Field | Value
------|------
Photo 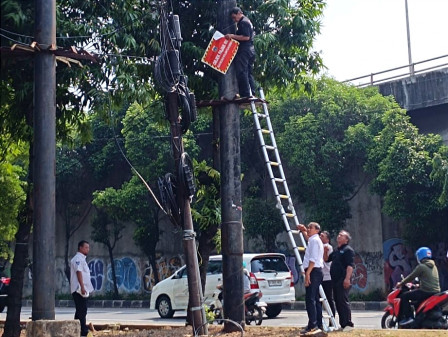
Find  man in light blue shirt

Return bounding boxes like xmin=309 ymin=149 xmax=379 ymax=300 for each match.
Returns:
xmin=298 ymin=222 xmax=324 ymax=334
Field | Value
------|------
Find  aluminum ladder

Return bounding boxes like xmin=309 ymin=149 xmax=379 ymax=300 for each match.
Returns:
xmin=248 ymin=88 xmax=339 ymax=331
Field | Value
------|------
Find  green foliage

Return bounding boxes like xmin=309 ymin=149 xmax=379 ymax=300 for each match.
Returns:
xmin=266 ymin=77 xmax=448 ymax=247
xmin=431 ymin=147 xmax=448 ymax=206
xmin=171 ymin=0 xmax=325 ymax=98
xmin=0 ymin=145 xmax=26 ymax=259
xmin=192 ymin=160 xmax=221 ymax=231
xmin=243 ymin=197 xmax=284 ymax=251
xmin=367 ymin=108 xmax=448 ymax=245
xmin=274 ymin=78 xmax=392 ymax=229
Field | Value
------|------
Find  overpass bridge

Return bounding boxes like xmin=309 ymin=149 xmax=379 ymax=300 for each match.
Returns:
xmin=344 ymin=55 xmax=448 ymax=144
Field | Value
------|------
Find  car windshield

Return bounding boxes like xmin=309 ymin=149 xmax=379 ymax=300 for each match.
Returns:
xmin=250 ymin=256 xmax=289 ymax=273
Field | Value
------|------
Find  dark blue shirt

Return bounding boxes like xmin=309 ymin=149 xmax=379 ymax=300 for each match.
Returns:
xmin=236 ymin=16 xmax=254 ymax=52
xmin=328 ymin=244 xmax=355 ymax=284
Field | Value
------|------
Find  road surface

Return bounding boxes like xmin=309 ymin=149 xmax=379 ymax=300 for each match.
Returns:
xmin=3 ymin=307 xmax=385 ymax=329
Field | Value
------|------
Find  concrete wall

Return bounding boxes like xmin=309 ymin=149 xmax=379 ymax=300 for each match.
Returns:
xmin=22 ymin=209 xmax=185 ymax=297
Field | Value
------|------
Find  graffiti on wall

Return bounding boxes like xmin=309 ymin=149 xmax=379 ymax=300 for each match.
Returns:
xmin=383 ymin=238 xmax=413 ymax=291
xmin=88 ymin=259 xmax=105 ymax=292
xmin=351 ymin=253 xmax=367 ymax=291
xmin=142 ymin=255 xmax=183 ymax=292
xmin=106 ymin=257 xmax=141 ymax=293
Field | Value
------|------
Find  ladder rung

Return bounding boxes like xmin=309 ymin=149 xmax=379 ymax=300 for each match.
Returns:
xmin=285 ymin=213 xmax=295 ymax=218
xmin=264 ymin=145 xmax=275 ymax=150
xmin=279 ymin=194 xmax=289 ymax=199
xmin=261 ymin=129 xmax=271 ymax=134
xmin=257 ymin=113 xmax=267 ymax=118
xmin=273 ymin=178 xmax=284 ymax=183
xmin=269 ymin=161 xmax=279 ymax=166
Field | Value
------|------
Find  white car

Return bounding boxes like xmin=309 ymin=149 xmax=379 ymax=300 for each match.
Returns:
xmin=150 ymin=253 xmax=295 ymax=318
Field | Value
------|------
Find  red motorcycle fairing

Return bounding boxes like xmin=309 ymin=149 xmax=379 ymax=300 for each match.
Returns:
xmin=393 ymin=298 xmax=401 ymax=316
xmin=417 ymin=291 xmax=448 ymax=314
xmin=384 ymin=305 xmax=394 ymax=315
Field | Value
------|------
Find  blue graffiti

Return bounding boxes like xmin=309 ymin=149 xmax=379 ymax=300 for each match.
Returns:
xmin=107 ymin=257 xmax=140 ymax=292
xmin=88 ymin=259 xmax=104 ymax=291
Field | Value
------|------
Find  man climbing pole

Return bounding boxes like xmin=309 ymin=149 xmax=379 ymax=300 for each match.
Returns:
xmin=225 ymin=7 xmax=256 ymax=99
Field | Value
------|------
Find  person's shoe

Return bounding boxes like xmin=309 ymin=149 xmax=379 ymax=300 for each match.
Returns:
xmin=342 ymin=325 xmax=354 ymax=332
xmin=299 ymin=326 xmax=322 ymax=335
xmin=399 ymin=317 xmax=414 ymax=326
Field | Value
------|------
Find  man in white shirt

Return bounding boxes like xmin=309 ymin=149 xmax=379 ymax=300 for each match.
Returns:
xmin=70 ymin=240 xmax=94 ymax=337
xmin=297 ymin=222 xmax=324 ymax=334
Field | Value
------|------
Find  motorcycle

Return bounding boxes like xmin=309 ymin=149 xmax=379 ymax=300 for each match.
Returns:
xmin=0 ymin=277 xmax=11 ymax=313
xmin=208 ymin=284 xmax=267 ymax=326
xmin=208 ymin=285 xmax=224 ymax=323
xmin=244 ymin=291 xmax=266 ymax=326
xmin=382 ymin=281 xmax=448 ymax=329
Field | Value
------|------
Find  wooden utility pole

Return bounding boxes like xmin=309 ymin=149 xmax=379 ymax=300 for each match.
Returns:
xmin=217 ymin=0 xmax=245 ymax=331
xmin=161 ymin=7 xmax=207 ymax=334
xmin=33 ymin=0 xmax=56 ymax=320
xmin=165 ymin=93 xmax=207 ymax=335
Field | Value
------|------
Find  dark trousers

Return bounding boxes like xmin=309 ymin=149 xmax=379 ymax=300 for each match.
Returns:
xmin=305 ymin=268 xmax=323 ymax=329
xmin=399 ymin=289 xmax=434 ymax=319
xmin=322 ymin=280 xmax=336 ymax=317
xmin=73 ymin=292 xmax=88 ymax=336
xmin=234 ymin=49 xmax=256 ymax=97
xmin=333 ymin=282 xmax=353 ymax=328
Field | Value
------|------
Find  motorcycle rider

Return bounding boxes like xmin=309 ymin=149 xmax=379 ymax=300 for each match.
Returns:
xmin=396 ymin=247 xmax=440 ymax=325
xmin=243 ymin=261 xmax=251 ymax=294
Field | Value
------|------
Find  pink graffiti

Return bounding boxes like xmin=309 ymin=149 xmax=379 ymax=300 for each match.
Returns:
xmin=351 ymin=254 xmax=367 ymax=290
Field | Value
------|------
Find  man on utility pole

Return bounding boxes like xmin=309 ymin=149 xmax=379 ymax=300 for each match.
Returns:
xmin=217 ymin=0 xmax=245 ymax=331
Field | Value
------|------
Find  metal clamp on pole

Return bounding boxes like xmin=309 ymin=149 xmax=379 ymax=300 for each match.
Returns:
xmin=183 ymin=229 xmax=196 ymax=240
xmin=190 ymin=305 xmax=203 ymax=312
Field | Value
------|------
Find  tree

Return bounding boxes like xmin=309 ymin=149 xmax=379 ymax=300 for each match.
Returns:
xmin=243 ymin=197 xmax=284 ymax=252
xmin=265 ymin=77 xmax=448 ymax=247
xmin=272 ymin=79 xmax=388 ymax=230
xmin=0 ymin=138 xmax=26 ymax=261
xmin=191 ymin=159 xmax=221 ymax=290
xmin=175 ymin=0 xmax=325 ymax=98
xmin=366 ymin=108 xmax=448 ymax=247
xmin=90 ymin=206 xmax=124 ymax=299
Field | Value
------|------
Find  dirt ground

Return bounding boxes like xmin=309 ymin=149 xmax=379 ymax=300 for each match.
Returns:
xmin=92 ymin=326 xmax=448 ymax=337
xmin=2 ymin=325 xmax=448 ymax=337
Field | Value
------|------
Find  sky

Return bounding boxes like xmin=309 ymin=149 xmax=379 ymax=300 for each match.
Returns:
xmin=313 ymin=0 xmax=448 ymax=83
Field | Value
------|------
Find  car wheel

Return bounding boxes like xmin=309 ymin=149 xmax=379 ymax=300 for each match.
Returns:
xmin=265 ymin=304 xmax=282 ymax=318
xmin=156 ymin=295 xmax=174 ymax=318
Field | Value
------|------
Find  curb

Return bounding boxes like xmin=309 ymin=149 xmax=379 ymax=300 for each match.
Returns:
xmin=21 ymin=300 xmax=386 ymax=310
xmin=284 ymin=301 xmax=387 ymax=311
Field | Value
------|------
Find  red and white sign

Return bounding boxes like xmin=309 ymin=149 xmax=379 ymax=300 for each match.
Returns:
xmin=202 ymin=31 xmax=239 ymax=74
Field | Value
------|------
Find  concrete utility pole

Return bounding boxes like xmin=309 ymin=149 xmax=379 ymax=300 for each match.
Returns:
xmin=33 ymin=0 xmax=56 ymax=321
xmin=217 ymin=0 xmax=245 ymax=331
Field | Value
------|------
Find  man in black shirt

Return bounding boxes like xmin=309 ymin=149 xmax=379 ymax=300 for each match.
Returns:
xmin=324 ymin=230 xmax=355 ymax=331
xmin=225 ymin=7 xmax=256 ymax=98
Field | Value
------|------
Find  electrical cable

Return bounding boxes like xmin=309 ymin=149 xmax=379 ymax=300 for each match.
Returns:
xmin=0 ymin=33 xmax=30 ymax=46
xmin=106 ymin=96 xmax=168 ymax=217
xmin=178 ymin=152 xmax=196 ymax=199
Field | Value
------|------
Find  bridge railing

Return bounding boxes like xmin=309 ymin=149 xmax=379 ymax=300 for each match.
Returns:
xmin=343 ymin=54 xmax=448 ymax=87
